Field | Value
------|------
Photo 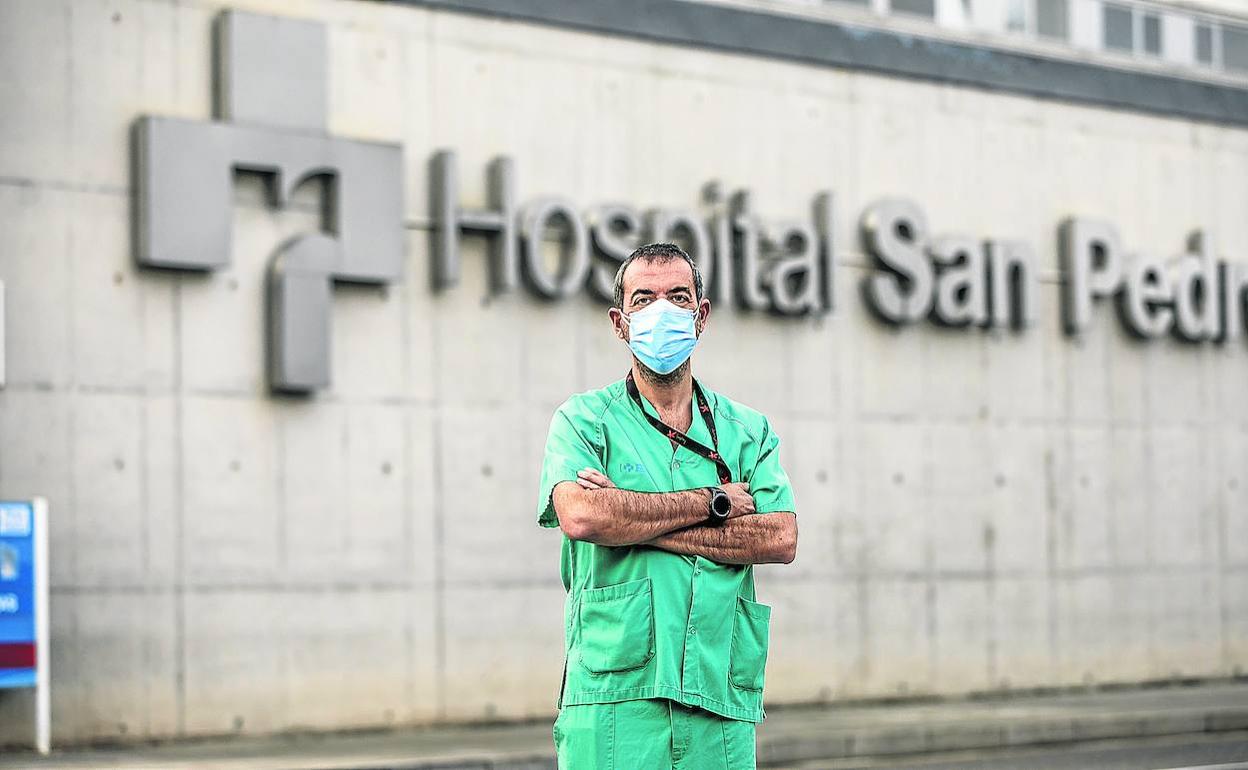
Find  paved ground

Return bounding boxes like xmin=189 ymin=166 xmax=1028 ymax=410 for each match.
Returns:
xmin=2 ymin=681 xmax=1246 ymax=769
xmin=774 ymin=731 xmax=1248 ymax=769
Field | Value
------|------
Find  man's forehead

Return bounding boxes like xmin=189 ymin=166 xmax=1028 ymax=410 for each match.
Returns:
xmin=623 ymin=258 xmax=695 ymax=293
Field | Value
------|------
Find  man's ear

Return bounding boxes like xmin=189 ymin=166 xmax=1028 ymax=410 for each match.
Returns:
xmin=608 ymin=307 xmax=628 ymax=342
xmin=695 ymin=299 xmax=711 ymax=335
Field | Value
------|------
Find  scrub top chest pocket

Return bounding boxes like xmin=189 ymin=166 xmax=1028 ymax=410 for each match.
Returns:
xmin=577 ymin=577 xmax=655 ymax=674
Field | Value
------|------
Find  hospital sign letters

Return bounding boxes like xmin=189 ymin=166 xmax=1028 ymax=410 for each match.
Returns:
xmin=131 ymin=11 xmax=1248 ymax=396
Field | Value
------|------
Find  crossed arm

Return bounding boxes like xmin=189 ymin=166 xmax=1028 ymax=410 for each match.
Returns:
xmin=550 ymin=469 xmax=797 ymax=565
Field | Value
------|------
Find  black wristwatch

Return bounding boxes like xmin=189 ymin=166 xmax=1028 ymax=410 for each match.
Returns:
xmin=705 ymin=486 xmax=731 ymax=527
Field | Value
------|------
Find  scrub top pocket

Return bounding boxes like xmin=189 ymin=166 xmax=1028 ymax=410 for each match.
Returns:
xmin=728 ymin=596 xmax=771 ymax=692
xmin=578 ymin=577 xmax=655 ymax=674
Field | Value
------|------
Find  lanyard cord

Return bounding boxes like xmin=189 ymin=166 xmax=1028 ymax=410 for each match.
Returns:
xmin=625 ymin=371 xmax=732 ymax=485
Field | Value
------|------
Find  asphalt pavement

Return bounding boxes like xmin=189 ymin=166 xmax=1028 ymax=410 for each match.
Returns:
xmin=1 ymin=680 xmax=1246 ymax=769
xmin=773 ymin=730 xmax=1248 ymax=769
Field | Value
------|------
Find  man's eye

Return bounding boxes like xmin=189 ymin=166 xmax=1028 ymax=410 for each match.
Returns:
xmin=635 ymin=297 xmax=652 ymax=306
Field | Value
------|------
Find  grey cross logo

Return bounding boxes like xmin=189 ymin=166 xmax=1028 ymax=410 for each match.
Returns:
xmin=132 ymin=10 xmax=404 ymax=393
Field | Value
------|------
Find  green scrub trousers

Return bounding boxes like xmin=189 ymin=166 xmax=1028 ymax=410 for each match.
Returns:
xmin=554 ymin=698 xmax=756 ymax=770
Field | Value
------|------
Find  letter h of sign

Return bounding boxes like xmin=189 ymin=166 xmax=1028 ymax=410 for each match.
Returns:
xmin=133 ymin=11 xmax=403 ymax=393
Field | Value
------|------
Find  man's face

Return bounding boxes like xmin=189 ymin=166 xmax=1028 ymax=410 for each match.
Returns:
xmin=609 ymin=257 xmax=711 ymax=346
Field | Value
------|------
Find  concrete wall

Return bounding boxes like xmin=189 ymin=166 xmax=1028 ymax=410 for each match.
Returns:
xmin=1 ymin=0 xmax=1246 ymax=746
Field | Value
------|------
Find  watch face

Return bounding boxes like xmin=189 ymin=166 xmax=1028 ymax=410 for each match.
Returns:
xmin=711 ymin=491 xmax=731 ymax=517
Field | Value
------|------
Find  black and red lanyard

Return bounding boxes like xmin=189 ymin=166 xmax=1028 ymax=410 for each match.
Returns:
xmin=625 ymin=371 xmax=732 ymax=485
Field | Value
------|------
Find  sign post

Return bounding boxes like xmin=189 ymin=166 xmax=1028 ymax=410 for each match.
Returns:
xmin=1 ymin=278 xmax=7 ymax=388
xmin=0 ymin=498 xmax=50 ymax=754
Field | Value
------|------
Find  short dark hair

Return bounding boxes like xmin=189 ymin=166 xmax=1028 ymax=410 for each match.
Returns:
xmin=612 ymin=242 xmax=705 ymax=309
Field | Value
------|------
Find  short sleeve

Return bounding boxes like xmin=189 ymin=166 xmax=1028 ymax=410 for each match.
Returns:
xmin=536 ymin=402 xmax=606 ymax=528
xmin=745 ymin=418 xmax=796 ymax=515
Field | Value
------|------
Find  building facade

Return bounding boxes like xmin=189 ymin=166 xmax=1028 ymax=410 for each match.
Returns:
xmin=1 ymin=0 xmax=1247 ymax=746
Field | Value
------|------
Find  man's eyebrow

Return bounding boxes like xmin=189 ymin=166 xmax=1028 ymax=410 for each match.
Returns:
xmin=629 ymin=288 xmax=655 ymax=301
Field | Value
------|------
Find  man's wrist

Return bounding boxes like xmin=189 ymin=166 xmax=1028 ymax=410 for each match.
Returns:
xmin=704 ymin=486 xmax=731 ymax=527
xmin=690 ymin=488 xmax=712 ymax=514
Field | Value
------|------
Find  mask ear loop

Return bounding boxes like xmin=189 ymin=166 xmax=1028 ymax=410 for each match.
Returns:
xmin=616 ymin=309 xmax=631 ymax=342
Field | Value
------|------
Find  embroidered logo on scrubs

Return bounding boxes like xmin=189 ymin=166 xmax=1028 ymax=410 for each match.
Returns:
xmin=620 ymin=462 xmax=648 ymax=474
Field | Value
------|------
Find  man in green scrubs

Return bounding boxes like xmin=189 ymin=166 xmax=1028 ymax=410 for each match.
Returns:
xmin=537 ymin=243 xmax=799 ymax=769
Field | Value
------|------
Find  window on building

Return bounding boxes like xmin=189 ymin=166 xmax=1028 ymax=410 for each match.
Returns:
xmin=1142 ymin=13 xmax=1162 ymax=55
xmin=1006 ymin=0 xmax=1027 ymax=33
xmin=1224 ymin=24 xmax=1248 ymax=72
xmin=824 ymin=0 xmax=871 ymax=7
xmin=1103 ymin=4 xmax=1134 ymax=52
xmin=1036 ymin=0 xmax=1068 ymax=40
xmin=890 ymin=0 xmax=935 ymax=19
xmin=1195 ymin=23 xmax=1214 ymax=65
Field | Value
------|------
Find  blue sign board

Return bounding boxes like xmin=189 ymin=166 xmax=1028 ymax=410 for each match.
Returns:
xmin=0 ymin=501 xmax=37 ymax=689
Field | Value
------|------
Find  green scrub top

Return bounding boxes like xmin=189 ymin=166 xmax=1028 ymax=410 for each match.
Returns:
xmin=536 ymin=377 xmax=796 ymax=723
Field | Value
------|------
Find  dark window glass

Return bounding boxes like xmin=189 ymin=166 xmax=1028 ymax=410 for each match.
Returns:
xmin=1142 ymin=13 xmax=1162 ymax=55
xmin=891 ymin=0 xmax=935 ymax=18
xmin=1103 ymin=4 xmax=1134 ymax=52
xmin=1195 ymin=23 xmax=1214 ymax=64
xmin=1225 ymin=24 xmax=1248 ymax=72
xmin=1036 ymin=0 xmax=1068 ymax=40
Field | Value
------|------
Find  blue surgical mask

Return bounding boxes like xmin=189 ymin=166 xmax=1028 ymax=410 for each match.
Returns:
xmin=623 ymin=298 xmax=700 ymax=375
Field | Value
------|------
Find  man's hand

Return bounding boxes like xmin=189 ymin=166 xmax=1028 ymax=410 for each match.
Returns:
xmin=720 ymin=482 xmax=755 ymax=518
xmin=575 ymin=468 xmax=616 ymax=490
xmin=576 ymin=469 xmax=755 ymax=519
